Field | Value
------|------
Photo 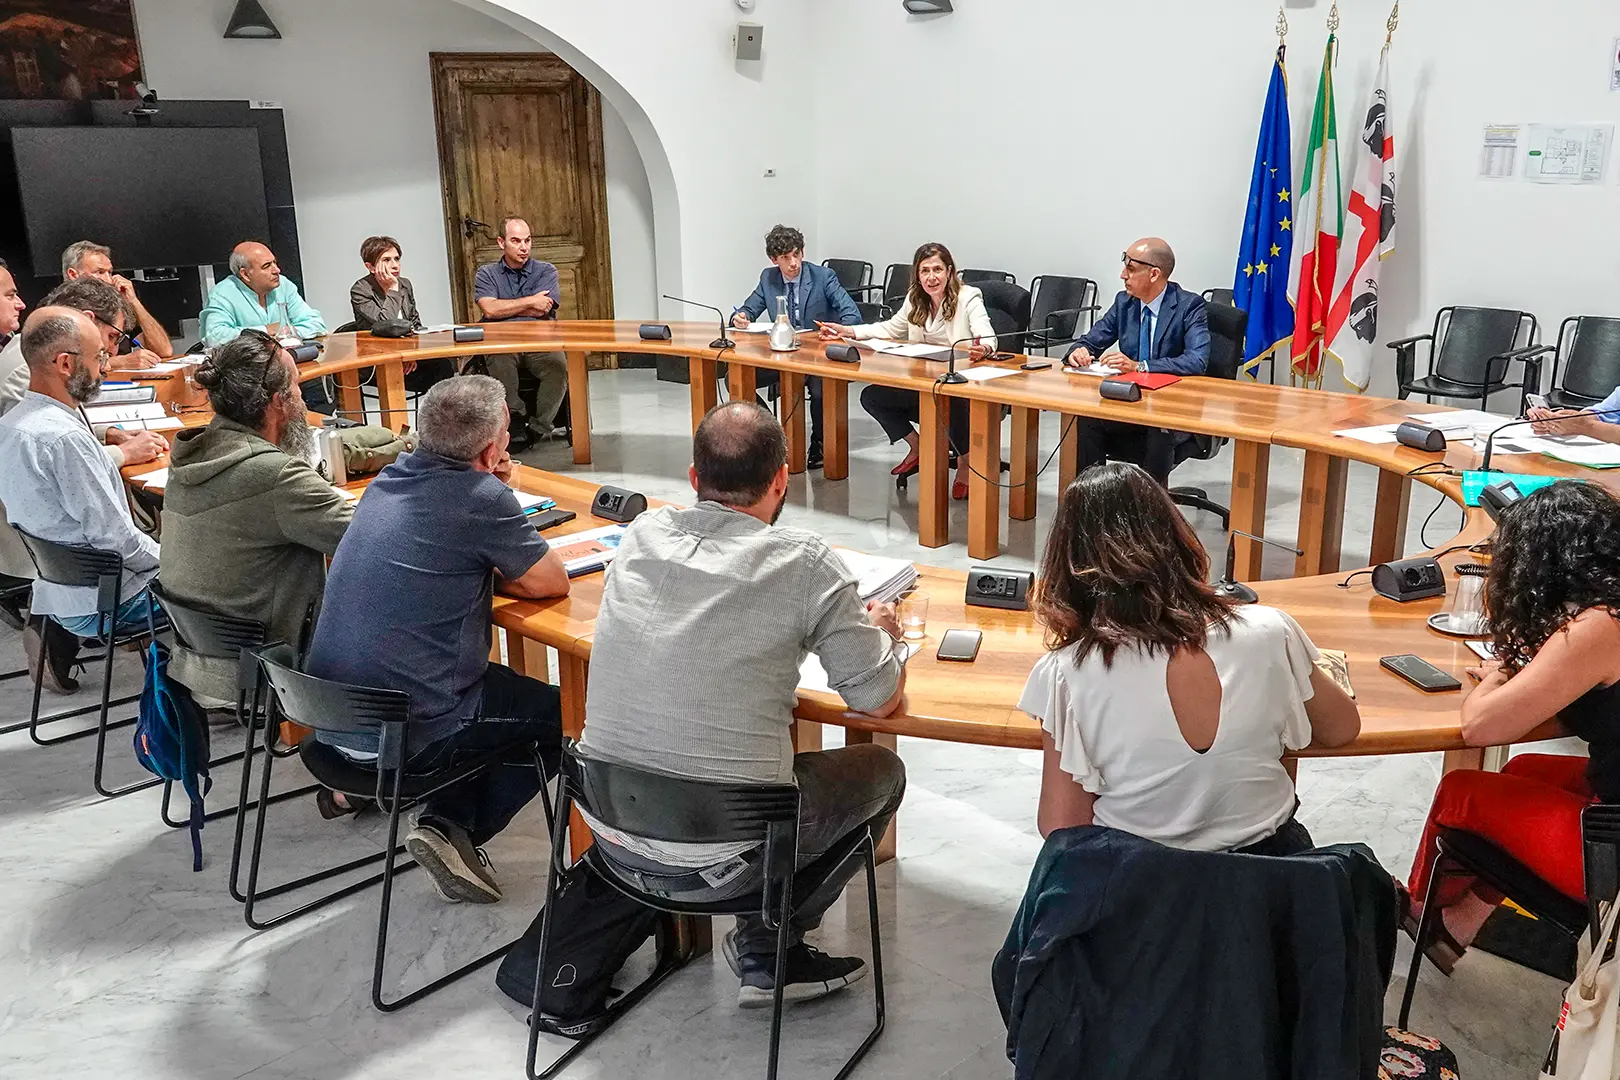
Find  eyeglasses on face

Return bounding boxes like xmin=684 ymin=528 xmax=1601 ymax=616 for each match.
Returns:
xmin=1121 ymin=253 xmax=1162 ymax=274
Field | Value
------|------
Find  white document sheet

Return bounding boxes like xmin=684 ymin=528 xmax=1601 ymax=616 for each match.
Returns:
xmin=1542 ymin=441 xmax=1620 ymax=468
xmin=798 ymin=641 xmax=918 ymax=696
xmin=862 ymin=340 xmax=951 ymax=358
xmin=1332 ymin=425 xmax=1403 ymax=445
xmin=1061 ymin=362 xmax=1115 ymax=377
xmin=731 ymin=321 xmax=773 ymax=334
xmin=131 ymin=467 xmax=168 ymax=489
xmin=958 ymin=366 xmax=1022 ymax=382
xmin=135 ymin=358 xmax=202 ymax=375
xmin=417 ymin=323 xmax=460 ymax=335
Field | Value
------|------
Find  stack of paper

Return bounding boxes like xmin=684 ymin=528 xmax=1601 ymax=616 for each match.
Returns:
xmin=83 ymin=401 xmax=183 ymax=431
xmin=834 ymin=549 xmax=918 ymax=604
xmin=1542 ymin=441 xmax=1620 ymax=468
xmin=551 ymin=524 xmax=627 ymax=577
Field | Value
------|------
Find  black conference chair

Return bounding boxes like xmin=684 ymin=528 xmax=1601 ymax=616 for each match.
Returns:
xmin=961 ymin=269 xmax=1015 ymax=286
xmin=1027 ymin=275 xmax=1099 ymax=355
xmin=1400 ymin=802 xmax=1620 ymax=1028
xmin=1527 ymin=316 xmax=1620 ymax=410
xmin=11 ymin=531 xmax=166 ymax=798
xmin=0 ymin=575 xmax=31 ymax=684
xmin=527 ymin=743 xmax=885 ymax=1080
xmin=975 ymin=280 xmax=1032 ymax=346
xmin=874 ymin=264 xmax=911 ymax=318
xmin=1168 ymin=303 xmax=1248 ymax=530
xmin=1201 ymin=288 xmax=1267 ymax=383
xmin=823 ymin=259 xmax=874 ymax=296
xmin=1389 ymin=306 xmax=1540 ymax=414
xmin=244 ymin=644 xmax=556 ymax=1012
xmin=145 ymin=581 xmax=318 ymax=865
xmin=855 ymin=302 xmax=886 ymax=324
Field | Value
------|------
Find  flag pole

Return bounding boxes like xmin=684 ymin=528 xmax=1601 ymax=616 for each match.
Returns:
xmin=1385 ymin=1 xmax=1399 ymax=50
xmin=1305 ymin=1 xmax=1343 ymax=389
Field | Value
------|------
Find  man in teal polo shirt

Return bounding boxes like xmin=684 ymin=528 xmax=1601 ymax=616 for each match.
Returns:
xmin=200 ymin=241 xmax=327 ymax=348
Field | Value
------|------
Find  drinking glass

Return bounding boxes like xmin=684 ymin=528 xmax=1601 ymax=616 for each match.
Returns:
xmin=897 ymin=590 xmax=929 ymax=641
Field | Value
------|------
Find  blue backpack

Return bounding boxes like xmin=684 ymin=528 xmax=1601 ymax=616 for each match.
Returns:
xmin=135 ymin=632 xmax=213 ymax=871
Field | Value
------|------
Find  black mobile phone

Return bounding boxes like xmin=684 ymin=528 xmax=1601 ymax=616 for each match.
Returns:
xmin=526 ymin=508 xmax=577 ymax=531
xmin=1380 ymin=654 xmax=1462 ymax=692
xmin=937 ymin=628 xmax=983 ymax=662
xmin=1020 ymin=360 xmax=1053 ymax=371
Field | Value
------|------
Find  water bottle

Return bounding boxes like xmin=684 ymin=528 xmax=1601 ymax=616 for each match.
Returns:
xmin=769 ymin=294 xmax=797 ymax=352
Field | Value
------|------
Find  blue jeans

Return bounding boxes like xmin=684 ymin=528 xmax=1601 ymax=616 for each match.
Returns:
xmin=55 ymin=589 xmax=162 ymax=640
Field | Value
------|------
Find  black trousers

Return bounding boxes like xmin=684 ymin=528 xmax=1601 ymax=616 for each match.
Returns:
xmin=753 ymin=370 xmax=824 ymax=447
xmin=860 ymin=384 xmax=969 ymax=456
xmin=593 ymin=744 xmax=907 ymax=960
xmin=411 ymin=663 xmax=563 ymax=847
xmin=1072 ymin=417 xmax=1181 ymax=486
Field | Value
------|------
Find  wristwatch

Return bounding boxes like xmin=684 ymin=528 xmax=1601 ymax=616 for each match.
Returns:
xmin=1136 ymin=359 xmax=1149 ymax=373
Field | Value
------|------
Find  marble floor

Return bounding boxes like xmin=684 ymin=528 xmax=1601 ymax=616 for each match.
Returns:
xmin=0 ymin=369 xmax=1573 ymax=1079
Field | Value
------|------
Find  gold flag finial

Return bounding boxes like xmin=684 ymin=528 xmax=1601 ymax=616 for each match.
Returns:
xmin=1385 ymin=1 xmax=1400 ymax=46
xmin=1275 ymin=4 xmax=1288 ymax=41
xmin=1327 ymin=1 xmax=1340 ymax=34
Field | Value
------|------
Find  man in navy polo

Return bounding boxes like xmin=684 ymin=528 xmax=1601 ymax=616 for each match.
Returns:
xmin=474 ymin=217 xmax=567 ymax=451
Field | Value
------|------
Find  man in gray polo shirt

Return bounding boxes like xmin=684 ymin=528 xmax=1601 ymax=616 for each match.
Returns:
xmin=582 ymin=401 xmax=907 ymax=1009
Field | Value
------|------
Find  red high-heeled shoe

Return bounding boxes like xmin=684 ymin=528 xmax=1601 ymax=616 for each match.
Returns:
xmin=952 ymin=477 xmax=969 ymax=500
xmin=890 ymin=448 xmax=920 ymax=477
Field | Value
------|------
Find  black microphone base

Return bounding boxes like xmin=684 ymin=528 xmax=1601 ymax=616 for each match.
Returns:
xmin=1213 ymin=579 xmax=1259 ymax=604
xmin=939 ymin=371 xmax=969 ymax=384
xmin=710 ymin=337 xmax=731 ymax=350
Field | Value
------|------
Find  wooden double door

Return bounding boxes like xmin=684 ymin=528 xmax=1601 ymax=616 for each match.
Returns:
xmin=431 ymin=53 xmax=614 ymax=362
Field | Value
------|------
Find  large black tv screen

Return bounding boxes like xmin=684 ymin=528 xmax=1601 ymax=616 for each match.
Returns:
xmin=11 ymin=126 xmax=270 ymax=275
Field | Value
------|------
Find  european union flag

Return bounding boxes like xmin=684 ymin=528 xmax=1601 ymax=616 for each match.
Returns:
xmin=1233 ymin=47 xmax=1294 ymax=376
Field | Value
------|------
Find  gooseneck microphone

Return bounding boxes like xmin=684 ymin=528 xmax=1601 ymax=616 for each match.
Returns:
xmin=661 ymin=294 xmax=733 ymax=351
xmin=1477 ymin=405 xmax=1620 ymax=472
xmin=940 ymin=328 xmax=1049 ymax=384
xmin=1214 ymin=528 xmax=1306 ymax=604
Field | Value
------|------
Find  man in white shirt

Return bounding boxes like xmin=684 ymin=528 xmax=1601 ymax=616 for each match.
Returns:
xmin=0 ymin=308 xmax=163 ymax=692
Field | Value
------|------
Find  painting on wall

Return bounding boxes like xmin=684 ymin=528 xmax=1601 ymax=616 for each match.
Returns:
xmin=0 ymin=0 xmax=144 ymax=101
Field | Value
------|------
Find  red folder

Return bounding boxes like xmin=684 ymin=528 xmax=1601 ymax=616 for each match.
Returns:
xmin=1115 ymin=372 xmax=1181 ymax=391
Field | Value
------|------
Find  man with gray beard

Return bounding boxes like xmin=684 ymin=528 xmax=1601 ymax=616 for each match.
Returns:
xmin=159 ymin=328 xmax=353 ymax=711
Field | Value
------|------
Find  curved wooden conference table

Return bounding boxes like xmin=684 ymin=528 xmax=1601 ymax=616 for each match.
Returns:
xmin=119 ymin=325 xmax=1609 ymax=797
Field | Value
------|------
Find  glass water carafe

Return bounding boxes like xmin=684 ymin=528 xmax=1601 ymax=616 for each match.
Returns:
xmin=769 ymin=294 xmax=797 ymax=351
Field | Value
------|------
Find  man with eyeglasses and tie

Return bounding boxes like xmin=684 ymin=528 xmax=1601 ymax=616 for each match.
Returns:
xmin=1061 ymin=237 xmax=1209 ymax=486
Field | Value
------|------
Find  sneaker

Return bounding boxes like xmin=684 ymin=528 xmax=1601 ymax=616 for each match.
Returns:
xmin=23 ymin=617 xmax=79 ymax=695
xmin=735 ymin=940 xmax=867 ymax=1009
xmin=404 ymin=821 xmax=501 ymax=904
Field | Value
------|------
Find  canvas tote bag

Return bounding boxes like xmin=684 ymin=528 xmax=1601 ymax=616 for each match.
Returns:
xmin=1543 ymin=896 xmax=1620 ymax=1079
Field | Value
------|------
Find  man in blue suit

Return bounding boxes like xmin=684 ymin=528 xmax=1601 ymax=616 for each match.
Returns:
xmin=732 ymin=225 xmax=860 ymax=470
xmin=1062 ymin=237 xmax=1209 ymax=485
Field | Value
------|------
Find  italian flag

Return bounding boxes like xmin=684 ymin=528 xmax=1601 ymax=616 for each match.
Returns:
xmin=1287 ymin=35 xmax=1342 ymax=382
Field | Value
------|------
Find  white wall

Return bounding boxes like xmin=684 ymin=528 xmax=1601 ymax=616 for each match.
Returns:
xmin=130 ymin=0 xmax=657 ymax=326
xmin=809 ymin=0 xmax=1620 ymax=397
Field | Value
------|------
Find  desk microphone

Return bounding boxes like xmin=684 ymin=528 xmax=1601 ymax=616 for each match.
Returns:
xmin=288 ymin=341 xmax=323 ymax=364
xmin=661 ymin=294 xmax=733 ymax=351
xmin=1214 ymin=528 xmax=1305 ymax=604
xmin=1478 ymin=405 xmax=1620 ymax=472
xmin=940 ymin=328 xmax=1049 ymax=384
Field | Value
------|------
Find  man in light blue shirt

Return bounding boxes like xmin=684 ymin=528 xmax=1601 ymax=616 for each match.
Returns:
xmin=0 ymin=307 xmax=162 ymax=690
xmin=199 ymin=242 xmax=327 ymax=348
xmin=1529 ymin=388 xmax=1620 ymax=443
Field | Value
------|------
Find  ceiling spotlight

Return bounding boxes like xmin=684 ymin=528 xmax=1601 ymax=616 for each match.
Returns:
xmin=224 ymin=0 xmax=282 ymax=40
xmin=902 ymin=0 xmax=954 ymax=12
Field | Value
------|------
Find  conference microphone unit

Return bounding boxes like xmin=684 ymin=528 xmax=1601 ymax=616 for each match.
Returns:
xmin=825 ymin=343 xmax=861 ymax=363
xmin=661 ymin=294 xmax=733 ymax=350
xmin=1213 ymin=528 xmax=1304 ymax=604
xmin=939 ymin=328 xmax=1051 ymax=384
xmin=453 ymin=326 xmax=484 ymax=343
xmin=1478 ymin=404 xmax=1620 ymax=471
xmin=1395 ymin=421 xmax=1448 ymax=452
xmin=1098 ymin=378 xmax=1142 ymax=402
xmin=288 ymin=341 xmax=323 ymax=363
xmin=638 ymin=323 xmax=673 ymax=341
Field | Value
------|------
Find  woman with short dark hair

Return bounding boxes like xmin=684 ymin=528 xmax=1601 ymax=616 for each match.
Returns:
xmin=1403 ymin=481 xmax=1620 ymax=969
xmin=1022 ymin=463 xmax=1360 ymax=853
xmin=348 ymin=235 xmax=453 ymax=391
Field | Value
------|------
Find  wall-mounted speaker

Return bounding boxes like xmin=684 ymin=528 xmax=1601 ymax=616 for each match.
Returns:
xmin=735 ymin=22 xmax=763 ymax=61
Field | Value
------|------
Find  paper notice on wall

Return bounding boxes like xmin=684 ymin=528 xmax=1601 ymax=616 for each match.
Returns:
xmin=1524 ymin=123 xmax=1613 ymax=184
xmin=1611 ymin=38 xmax=1620 ymax=92
xmin=1479 ymin=124 xmax=1520 ymax=179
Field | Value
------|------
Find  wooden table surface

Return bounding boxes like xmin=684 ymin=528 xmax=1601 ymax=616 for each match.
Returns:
xmin=117 ymin=323 xmax=1620 ymax=763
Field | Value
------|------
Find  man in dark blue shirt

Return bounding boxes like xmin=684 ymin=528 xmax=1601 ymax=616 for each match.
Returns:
xmin=473 ymin=216 xmax=567 ymax=452
xmin=309 ymin=374 xmax=570 ymax=904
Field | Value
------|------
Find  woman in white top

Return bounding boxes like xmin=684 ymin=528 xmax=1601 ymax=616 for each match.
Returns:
xmin=1021 ymin=463 xmax=1361 ymax=854
xmin=818 ymin=242 xmax=995 ymax=499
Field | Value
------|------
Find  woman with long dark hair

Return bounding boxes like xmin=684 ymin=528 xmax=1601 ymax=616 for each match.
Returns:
xmin=818 ymin=242 xmax=994 ymax=499
xmin=1021 ymin=463 xmax=1360 ymax=853
xmin=1403 ymin=481 xmax=1620 ymax=968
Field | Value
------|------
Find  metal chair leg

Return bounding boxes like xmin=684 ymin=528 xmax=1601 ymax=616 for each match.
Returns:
xmin=831 ymin=836 xmax=887 ymax=1080
xmin=1399 ymin=851 xmax=1451 ymax=1029
xmin=91 ymin=632 xmax=161 ymax=798
xmin=765 ymin=895 xmax=793 ymax=1080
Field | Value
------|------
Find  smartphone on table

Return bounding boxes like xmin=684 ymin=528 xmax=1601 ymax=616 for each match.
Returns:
xmin=1380 ymin=654 xmax=1462 ymax=692
xmin=937 ymin=629 xmax=983 ymax=662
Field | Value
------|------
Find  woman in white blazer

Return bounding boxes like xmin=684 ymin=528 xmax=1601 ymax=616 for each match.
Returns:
xmin=818 ymin=242 xmax=995 ymax=499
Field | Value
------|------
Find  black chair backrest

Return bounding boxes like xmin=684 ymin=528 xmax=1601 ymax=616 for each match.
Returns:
xmin=1434 ymin=306 xmax=1529 ymax=385
xmin=15 ymin=530 xmax=122 ymax=589
xmin=564 ymin=743 xmax=799 ymax=847
xmin=1584 ymin=803 xmax=1620 ymax=946
xmin=855 ymin=301 xmax=885 ymax=323
xmin=1204 ymin=303 xmax=1248 ymax=382
xmin=1560 ymin=316 xmax=1620 ymax=402
xmin=1201 ymin=288 xmax=1236 ymax=308
xmin=961 ymin=269 xmax=1015 ymax=286
xmin=255 ymin=644 xmax=411 ymax=768
xmin=973 ymin=281 xmax=1032 ymax=341
xmin=149 ymin=580 xmax=266 ymax=660
xmin=882 ymin=264 xmax=911 ymax=309
xmin=823 ymin=259 xmax=873 ymax=292
xmin=331 ymin=321 xmax=362 ymax=335
xmin=1029 ymin=275 xmax=1097 ymax=340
